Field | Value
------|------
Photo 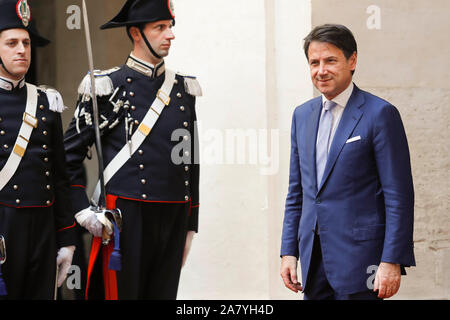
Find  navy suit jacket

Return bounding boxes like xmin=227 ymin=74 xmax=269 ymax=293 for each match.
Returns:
xmin=281 ymin=84 xmax=415 ymax=295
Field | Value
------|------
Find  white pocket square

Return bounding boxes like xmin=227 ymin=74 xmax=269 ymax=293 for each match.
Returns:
xmin=346 ymin=136 xmax=361 ymax=143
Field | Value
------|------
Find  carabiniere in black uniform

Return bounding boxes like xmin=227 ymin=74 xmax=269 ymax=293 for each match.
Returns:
xmin=64 ymin=6 xmax=202 ymax=296
xmin=0 ymin=0 xmax=76 ymax=299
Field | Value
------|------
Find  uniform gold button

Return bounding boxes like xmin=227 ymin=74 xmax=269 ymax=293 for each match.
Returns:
xmin=46 ymin=185 xmax=51 ymax=190
xmin=13 ymin=185 xmax=18 ymax=190
xmin=139 ymin=164 xmax=144 ymax=170
xmin=183 ymin=122 xmax=188 ymax=128
xmin=46 ymin=200 xmax=51 ymax=205
xmin=185 ymin=196 xmax=189 ymax=201
xmin=40 ymin=105 xmax=45 ymax=110
xmin=42 ymin=117 xmax=46 ymax=122
xmin=45 ymin=171 xmax=50 ymax=176
xmin=16 ymin=199 xmax=20 ymax=204
xmin=43 ymin=131 xmax=48 ymax=135
xmin=179 ymin=106 xmax=185 ymax=111
xmin=174 ymin=79 xmax=178 ymax=85
xmin=183 ymin=135 xmax=189 ymax=141
xmin=0 ymin=130 xmax=4 ymax=135
xmin=141 ymin=179 xmax=146 ymax=185
xmin=131 ymin=106 xmax=136 ymax=111
xmin=184 ymin=151 xmax=190 ymax=157
xmin=127 ymin=78 xmax=132 ymax=83
xmin=184 ymin=166 xmax=189 ymax=172
xmin=142 ymin=194 xmax=147 ymax=199
xmin=44 ymin=157 xmax=49 ymax=162
xmin=134 ymin=120 xmax=139 ymax=125
xmin=138 ymin=150 xmax=143 ymax=155
xmin=185 ymin=181 xmax=189 ymax=186
xmin=3 ymin=144 xmax=8 ymax=149
xmin=177 ymin=93 xmax=182 ymax=98
xmin=43 ymin=145 xmax=47 ymax=150
xmin=130 ymin=92 xmax=135 ymax=97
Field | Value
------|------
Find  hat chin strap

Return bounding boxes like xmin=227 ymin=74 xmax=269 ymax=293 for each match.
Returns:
xmin=138 ymin=27 xmax=162 ymax=60
xmin=0 ymin=57 xmax=14 ymax=77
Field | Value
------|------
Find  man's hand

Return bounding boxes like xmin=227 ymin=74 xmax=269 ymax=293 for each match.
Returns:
xmin=75 ymin=207 xmax=113 ymax=238
xmin=280 ymin=255 xmax=302 ymax=293
xmin=182 ymin=231 xmax=195 ymax=268
xmin=56 ymin=245 xmax=76 ymax=287
xmin=373 ymin=262 xmax=401 ymax=299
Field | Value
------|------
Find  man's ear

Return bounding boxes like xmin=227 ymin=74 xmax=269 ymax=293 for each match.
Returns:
xmin=349 ymin=51 xmax=357 ymax=72
xmin=128 ymin=26 xmax=140 ymax=43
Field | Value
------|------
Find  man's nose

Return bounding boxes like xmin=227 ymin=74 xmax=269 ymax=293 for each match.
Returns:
xmin=16 ymin=42 xmax=26 ymax=54
xmin=318 ymin=62 xmax=327 ymax=75
xmin=166 ymin=28 xmax=175 ymax=40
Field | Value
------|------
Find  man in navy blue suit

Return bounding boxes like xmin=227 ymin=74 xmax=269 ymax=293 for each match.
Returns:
xmin=280 ymin=24 xmax=415 ymax=300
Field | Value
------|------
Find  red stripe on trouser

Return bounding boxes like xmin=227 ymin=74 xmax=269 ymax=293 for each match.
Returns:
xmin=85 ymin=195 xmax=119 ymax=300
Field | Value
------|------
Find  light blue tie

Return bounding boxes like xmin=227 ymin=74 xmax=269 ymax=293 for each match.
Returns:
xmin=316 ymin=100 xmax=337 ymax=186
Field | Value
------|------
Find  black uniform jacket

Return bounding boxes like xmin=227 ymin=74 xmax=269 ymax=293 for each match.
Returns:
xmin=64 ymin=55 xmax=200 ymax=232
xmin=0 ymin=77 xmax=76 ymax=247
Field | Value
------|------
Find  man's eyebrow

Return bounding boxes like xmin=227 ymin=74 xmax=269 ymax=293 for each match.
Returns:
xmin=3 ymin=37 xmax=30 ymax=41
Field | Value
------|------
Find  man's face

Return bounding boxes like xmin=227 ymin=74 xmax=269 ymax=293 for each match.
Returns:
xmin=307 ymin=41 xmax=357 ymax=100
xmin=140 ymin=20 xmax=175 ymax=61
xmin=0 ymin=28 xmax=31 ymax=80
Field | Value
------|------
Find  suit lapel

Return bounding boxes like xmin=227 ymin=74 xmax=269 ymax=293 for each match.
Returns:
xmin=317 ymin=85 xmax=365 ymax=193
xmin=305 ymin=98 xmax=323 ymax=192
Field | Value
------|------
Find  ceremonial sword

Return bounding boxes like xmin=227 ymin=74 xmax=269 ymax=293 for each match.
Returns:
xmin=81 ymin=0 xmax=106 ymax=209
xmin=81 ymin=1 xmax=122 ymax=246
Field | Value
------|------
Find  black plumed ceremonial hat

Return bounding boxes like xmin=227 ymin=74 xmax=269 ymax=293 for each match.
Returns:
xmin=100 ymin=0 xmax=175 ymax=30
xmin=0 ymin=0 xmax=50 ymax=47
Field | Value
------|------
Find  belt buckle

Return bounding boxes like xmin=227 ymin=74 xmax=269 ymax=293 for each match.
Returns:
xmin=13 ymin=135 xmax=29 ymax=158
xmin=23 ymin=112 xmax=38 ymax=128
xmin=157 ymin=89 xmax=171 ymax=106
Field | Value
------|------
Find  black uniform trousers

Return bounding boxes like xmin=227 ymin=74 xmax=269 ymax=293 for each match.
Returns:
xmin=88 ymin=198 xmax=189 ymax=300
xmin=0 ymin=205 xmax=57 ymax=300
xmin=303 ymin=234 xmax=381 ymax=300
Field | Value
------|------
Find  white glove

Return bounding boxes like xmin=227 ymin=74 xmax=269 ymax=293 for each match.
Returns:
xmin=75 ymin=207 xmax=113 ymax=238
xmin=56 ymin=245 xmax=76 ymax=287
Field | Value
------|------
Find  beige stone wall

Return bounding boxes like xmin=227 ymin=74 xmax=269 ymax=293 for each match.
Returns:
xmin=311 ymin=0 xmax=450 ymax=299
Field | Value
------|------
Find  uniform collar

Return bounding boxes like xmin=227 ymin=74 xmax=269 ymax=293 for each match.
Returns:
xmin=0 ymin=76 xmax=26 ymax=92
xmin=321 ymin=81 xmax=354 ymax=108
xmin=126 ymin=53 xmax=165 ymax=79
